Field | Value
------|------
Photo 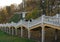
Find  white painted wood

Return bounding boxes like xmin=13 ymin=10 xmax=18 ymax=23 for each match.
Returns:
xmin=28 ymin=21 xmax=30 ymax=39
xmin=15 ymin=28 xmax=17 ymax=35
xmin=41 ymin=15 xmax=45 ymax=42
xmin=21 ymin=26 xmax=23 ymax=37
xmin=55 ymin=29 xmax=58 ymax=41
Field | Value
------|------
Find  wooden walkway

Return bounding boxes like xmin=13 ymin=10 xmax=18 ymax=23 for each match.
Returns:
xmin=0 ymin=14 xmax=60 ymax=42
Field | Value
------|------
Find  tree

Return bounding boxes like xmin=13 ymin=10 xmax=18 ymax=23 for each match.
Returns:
xmin=25 ymin=8 xmax=40 ymax=20
xmin=25 ymin=12 xmax=32 ymax=20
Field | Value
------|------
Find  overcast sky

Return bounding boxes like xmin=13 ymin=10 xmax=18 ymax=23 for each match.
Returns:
xmin=0 ymin=0 xmax=22 ymax=7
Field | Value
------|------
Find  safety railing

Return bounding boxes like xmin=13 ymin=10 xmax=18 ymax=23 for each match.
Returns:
xmin=0 ymin=14 xmax=60 ymax=28
xmin=44 ymin=16 xmax=60 ymax=26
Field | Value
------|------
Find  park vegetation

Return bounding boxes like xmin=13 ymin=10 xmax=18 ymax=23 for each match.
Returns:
xmin=0 ymin=0 xmax=60 ymax=23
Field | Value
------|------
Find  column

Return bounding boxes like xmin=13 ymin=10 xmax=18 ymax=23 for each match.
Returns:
xmin=5 ymin=27 xmax=6 ymax=32
xmin=0 ymin=27 xmax=1 ymax=30
xmin=41 ymin=15 xmax=45 ymax=42
xmin=6 ymin=27 xmax=7 ymax=33
xmin=0 ymin=27 xmax=2 ymax=31
xmin=15 ymin=28 xmax=17 ymax=35
xmin=21 ymin=26 xmax=23 ymax=37
xmin=9 ymin=27 xmax=11 ymax=34
xmin=6 ymin=28 xmax=8 ymax=33
xmin=42 ymin=25 xmax=45 ymax=42
xmin=12 ymin=27 xmax=14 ymax=35
xmin=28 ymin=29 xmax=30 ymax=39
xmin=7 ymin=27 xmax=9 ymax=34
xmin=2 ymin=27 xmax=3 ymax=31
xmin=55 ymin=29 xmax=58 ymax=41
xmin=28 ymin=21 xmax=30 ymax=39
xmin=7 ymin=28 xmax=9 ymax=34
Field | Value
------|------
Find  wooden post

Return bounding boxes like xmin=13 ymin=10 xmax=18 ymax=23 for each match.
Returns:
xmin=28 ymin=21 xmax=30 ymax=39
xmin=6 ymin=27 xmax=8 ymax=33
xmin=21 ymin=26 xmax=23 ymax=37
xmin=55 ymin=29 xmax=58 ymax=41
xmin=41 ymin=15 xmax=45 ymax=42
xmin=15 ymin=28 xmax=17 ymax=35
xmin=42 ymin=25 xmax=45 ymax=42
xmin=8 ymin=27 xmax=10 ymax=34
xmin=12 ymin=27 xmax=14 ymax=35
xmin=5 ymin=27 xmax=6 ymax=32
xmin=28 ymin=29 xmax=30 ymax=39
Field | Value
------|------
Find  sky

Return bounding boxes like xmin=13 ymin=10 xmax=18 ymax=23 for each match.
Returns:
xmin=0 ymin=0 xmax=22 ymax=7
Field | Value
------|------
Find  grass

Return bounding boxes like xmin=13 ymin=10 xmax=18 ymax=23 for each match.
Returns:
xmin=0 ymin=31 xmax=36 ymax=42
